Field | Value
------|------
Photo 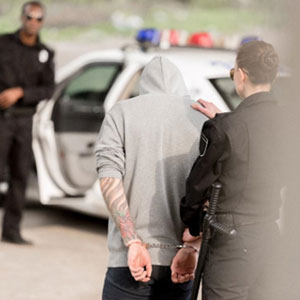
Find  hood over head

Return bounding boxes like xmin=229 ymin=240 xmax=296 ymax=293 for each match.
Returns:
xmin=139 ymin=56 xmax=189 ymax=96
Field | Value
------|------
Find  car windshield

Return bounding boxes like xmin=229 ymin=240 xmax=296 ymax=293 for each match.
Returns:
xmin=210 ymin=77 xmax=288 ymax=110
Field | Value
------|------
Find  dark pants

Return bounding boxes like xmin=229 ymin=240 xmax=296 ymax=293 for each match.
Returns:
xmin=202 ymin=221 xmax=281 ymax=300
xmin=0 ymin=113 xmax=33 ymax=237
xmin=102 ymin=266 xmax=193 ymax=300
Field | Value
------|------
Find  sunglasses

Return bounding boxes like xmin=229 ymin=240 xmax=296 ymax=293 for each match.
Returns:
xmin=230 ymin=68 xmax=235 ymax=80
xmin=25 ymin=15 xmax=43 ymax=22
xmin=229 ymin=67 xmax=249 ymax=80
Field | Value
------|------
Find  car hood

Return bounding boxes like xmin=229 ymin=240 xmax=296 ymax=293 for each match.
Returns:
xmin=139 ymin=56 xmax=189 ymax=96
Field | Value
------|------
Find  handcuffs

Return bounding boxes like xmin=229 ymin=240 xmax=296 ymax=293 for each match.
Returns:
xmin=144 ymin=242 xmax=199 ymax=253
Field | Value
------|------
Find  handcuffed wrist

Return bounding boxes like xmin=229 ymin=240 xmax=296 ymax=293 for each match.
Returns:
xmin=183 ymin=243 xmax=200 ymax=253
xmin=125 ymin=239 xmax=143 ymax=248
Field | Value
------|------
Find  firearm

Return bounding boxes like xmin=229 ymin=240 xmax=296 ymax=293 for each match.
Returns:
xmin=191 ymin=182 xmax=237 ymax=300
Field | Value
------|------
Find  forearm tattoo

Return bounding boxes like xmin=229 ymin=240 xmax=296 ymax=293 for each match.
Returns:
xmin=100 ymin=178 xmax=139 ymax=246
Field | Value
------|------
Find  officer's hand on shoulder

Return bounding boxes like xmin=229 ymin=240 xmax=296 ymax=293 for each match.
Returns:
xmin=191 ymin=98 xmax=222 ymax=119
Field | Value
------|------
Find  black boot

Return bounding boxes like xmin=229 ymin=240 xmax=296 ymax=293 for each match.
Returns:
xmin=2 ymin=232 xmax=33 ymax=245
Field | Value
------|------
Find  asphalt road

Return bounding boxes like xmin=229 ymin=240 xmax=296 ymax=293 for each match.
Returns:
xmin=0 ymin=202 xmax=109 ymax=300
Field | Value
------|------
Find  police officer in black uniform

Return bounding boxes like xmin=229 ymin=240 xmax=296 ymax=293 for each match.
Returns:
xmin=0 ymin=1 xmax=54 ymax=245
xmin=181 ymin=41 xmax=285 ymax=299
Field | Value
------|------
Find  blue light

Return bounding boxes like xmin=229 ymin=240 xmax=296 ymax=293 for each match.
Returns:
xmin=136 ymin=29 xmax=160 ymax=45
xmin=240 ymin=36 xmax=260 ymax=45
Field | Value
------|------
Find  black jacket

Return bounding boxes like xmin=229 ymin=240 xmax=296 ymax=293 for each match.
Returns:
xmin=0 ymin=30 xmax=55 ymax=113
xmin=181 ymin=92 xmax=287 ymax=236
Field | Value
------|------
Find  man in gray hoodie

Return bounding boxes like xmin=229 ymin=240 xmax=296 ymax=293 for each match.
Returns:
xmin=95 ymin=56 xmax=206 ymax=299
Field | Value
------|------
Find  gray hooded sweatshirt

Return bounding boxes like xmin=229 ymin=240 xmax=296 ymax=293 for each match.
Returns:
xmin=95 ymin=56 xmax=207 ymax=267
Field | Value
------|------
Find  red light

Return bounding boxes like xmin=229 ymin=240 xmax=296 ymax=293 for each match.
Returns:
xmin=169 ymin=30 xmax=180 ymax=46
xmin=188 ymin=32 xmax=213 ymax=48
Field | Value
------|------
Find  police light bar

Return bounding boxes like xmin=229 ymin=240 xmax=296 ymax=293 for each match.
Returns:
xmin=136 ymin=28 xmax=160 ymax=45
xmin=136 ymin=29 xmax=223 ymax=49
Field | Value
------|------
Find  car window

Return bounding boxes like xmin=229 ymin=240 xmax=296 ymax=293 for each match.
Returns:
xmin=210 ymin=78 xmax=241 ymax=110
xmin=63 ymin=64 xmax=121 ymax=104
xmin=53 ymin=63 xmax=122 ymax=133
xmin=210 ymin=77 xmax=288 ymax=110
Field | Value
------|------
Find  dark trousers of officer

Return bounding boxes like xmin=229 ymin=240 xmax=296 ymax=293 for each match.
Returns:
xmin=202 ymin=220 xmax=281 ymax=300
xmin=0 ymin=113 xmax=33 ymax=238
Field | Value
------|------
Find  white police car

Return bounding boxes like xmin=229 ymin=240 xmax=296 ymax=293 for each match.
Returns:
xmin=28 ymin=31 xmax=286 ymax=218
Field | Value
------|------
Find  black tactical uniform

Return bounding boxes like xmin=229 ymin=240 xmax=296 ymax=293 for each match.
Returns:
xmin=0 ymin=30 xmax=55 ymax=240
xmin=181 ymin=92 xmax=286 ymax=300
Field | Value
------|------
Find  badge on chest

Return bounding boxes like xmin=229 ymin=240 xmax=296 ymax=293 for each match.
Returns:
xmin=39 ymin=49 xmax=48 ymax=63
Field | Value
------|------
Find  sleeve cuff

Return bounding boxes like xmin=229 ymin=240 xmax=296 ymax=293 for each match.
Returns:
xmin=97 ymin=169 xmax=123 ymax=179
xmin=189 ymin=225 xmax=202 ymax=237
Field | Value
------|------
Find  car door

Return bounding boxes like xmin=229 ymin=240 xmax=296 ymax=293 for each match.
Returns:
xmin=33 ymin=52 xmax=125 ymax=202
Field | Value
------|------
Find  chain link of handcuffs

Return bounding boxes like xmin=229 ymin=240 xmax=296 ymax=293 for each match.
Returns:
xmin=144 ymin=242 xmax=199 ymax=252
